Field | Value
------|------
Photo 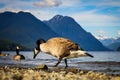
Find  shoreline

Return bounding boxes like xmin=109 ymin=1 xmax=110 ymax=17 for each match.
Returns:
xmin=0 ymin=65 xmax=120 ymax=80
xmin=0 ymin=61 xmax=120 ymax=74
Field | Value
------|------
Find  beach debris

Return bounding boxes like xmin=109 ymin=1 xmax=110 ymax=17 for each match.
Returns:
xmin=0 ymin=66 xmax=120 ymax=80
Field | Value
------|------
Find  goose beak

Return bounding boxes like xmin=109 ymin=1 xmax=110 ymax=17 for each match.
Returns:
xmin=33 ymin=48 xmax=40 ymax=59
xmin=85 ymin=52 xmax=94 ymax=58
xmin=33 ymin=54 xmax=37 ymax=59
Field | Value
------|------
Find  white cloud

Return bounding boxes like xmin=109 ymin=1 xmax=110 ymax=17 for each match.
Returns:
xmin=95 ymin=30 xmax=110 ymax=40
xmin=0 ymin=0 xmax=11 ymax=4
xmin=95 ymin=35 xmax=109 ymax=40
xmin=80 ymin=0 xmax=120 ymax=8
xmin=0 ymin=0 xmax=34 ymax=13
xmin=114 ymin=30 xmax=120 ymax=39
xmin=96 ymin=0 xmax=120 ymax=7
xmin=0 ymin=8 xmax=26 ymax=13
xmin=118 ymin=30 xmax=120 ymax=36
xmin=31 ymin=10 xmax=57 ymax=20
xmin=97 ymin=30 xmax=106 ymax=34
xmin=34 ymin=0 xmax=62 ymax=7
xmin=70 ymin=10 xmax=120 ymax=27
xmin=0 ymin=2 xmax=32 ymax=13
xmin=0 ymin=0 xmax=58 ymax=20
xmin=0 ymin=0 xmax=120 ymax=28
xmin=60 ymin=0 xmax=81 ymax=7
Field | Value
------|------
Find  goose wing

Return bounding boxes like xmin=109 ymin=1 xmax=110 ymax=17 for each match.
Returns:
xmin=47 ymin=37 xmax=78 ymax=49
xmin=47 ymin=37 xmax=83 ymax=52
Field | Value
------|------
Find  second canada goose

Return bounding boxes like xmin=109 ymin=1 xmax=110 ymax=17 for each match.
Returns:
xmin=13 ymin=46 xmax=25 ymax=61
xmin=33 ymin=37 xmax=93 ymax=67
xmin=0 ymin=50 xmax=9 ymax=57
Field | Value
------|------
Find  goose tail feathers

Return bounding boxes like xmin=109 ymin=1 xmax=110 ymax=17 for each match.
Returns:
xmin=67 ymin=50 xmax=94 ymax=58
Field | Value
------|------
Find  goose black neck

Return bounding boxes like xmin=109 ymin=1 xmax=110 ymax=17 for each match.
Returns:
xmin=36 ymin=46 xmax=40 ymax=51
xmin=16 ymin=49 xmax=19 ymax=55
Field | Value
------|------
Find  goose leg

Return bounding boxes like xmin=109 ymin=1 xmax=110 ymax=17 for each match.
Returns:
xmin=64 ymin=59 xmax=68 ymax=68
xmin=54 ymin=58 xmax=62 ymax=67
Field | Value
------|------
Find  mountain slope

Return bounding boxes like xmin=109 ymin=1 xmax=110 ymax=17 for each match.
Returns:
xmin=99 ymin=38 xmax=115 ymax=46
xmin=44 ymin=15 xmax=110 ymax=51
xmin=0 ymin=11 xmax=59 ymax=49
xmin=99 ymin=37 xmax=120 ymax=51
xmin=108 ymin=42 xmax=120 ymax=50
xmin=107 ymin=42 xmax=120 ymax=51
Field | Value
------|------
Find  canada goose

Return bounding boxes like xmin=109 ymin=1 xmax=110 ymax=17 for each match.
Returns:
xmin=33 ymin=37 xmax=93 ymax=67
xmin=0 ymin=50 xmax=9 ymax=57
xmin=13 ymin=46 xmax=25 ymax=61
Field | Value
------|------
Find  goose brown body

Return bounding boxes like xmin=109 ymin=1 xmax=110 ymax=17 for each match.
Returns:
xmin=34 ymin=37 xmax=93 ymax=67
xmin=40 ymin=38 xmax=80 ymax=59
xmin=0 ymin=50 xmax=9 ymax=57
xmin=13 ymin=54 xmax=25 ymax=61
xmin=0 ymin=53 xmax=9 ymax=57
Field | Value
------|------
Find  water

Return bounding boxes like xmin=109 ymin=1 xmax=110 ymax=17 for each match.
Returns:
xmin=0 ymin=51 xmax=120 ymax=74
xmin=0 ymin=51 xmax=120 ymax=66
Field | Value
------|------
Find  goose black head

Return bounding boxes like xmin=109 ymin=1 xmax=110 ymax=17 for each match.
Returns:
xmin=33 ymin=38 xmax=46 ymax=59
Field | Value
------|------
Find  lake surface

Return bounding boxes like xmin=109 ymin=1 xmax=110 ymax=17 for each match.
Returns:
xmin=0 ymin=51 xmax=120 ymax=74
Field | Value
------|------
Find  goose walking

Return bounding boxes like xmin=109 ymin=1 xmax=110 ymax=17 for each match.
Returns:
xmin=13 ymin=46 xmax=25 ymax=61
xmin=33 ymin=37 xmax=93 ymax=67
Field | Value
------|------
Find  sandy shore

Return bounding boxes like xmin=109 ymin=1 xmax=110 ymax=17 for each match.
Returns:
xmin=0 ymin=65 xmax=120 ymax=80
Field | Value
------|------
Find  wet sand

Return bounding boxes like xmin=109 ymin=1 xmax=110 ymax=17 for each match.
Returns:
xmin=0 ymin=64 xmax=120 ymax=80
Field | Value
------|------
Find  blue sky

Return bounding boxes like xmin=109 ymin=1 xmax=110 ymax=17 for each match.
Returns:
xmin=0 ymin=0 xmax=120 ymax=39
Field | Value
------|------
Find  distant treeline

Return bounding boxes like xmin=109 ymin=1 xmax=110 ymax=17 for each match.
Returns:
xmin=0 ymin=39 xmax=31 ymax=51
